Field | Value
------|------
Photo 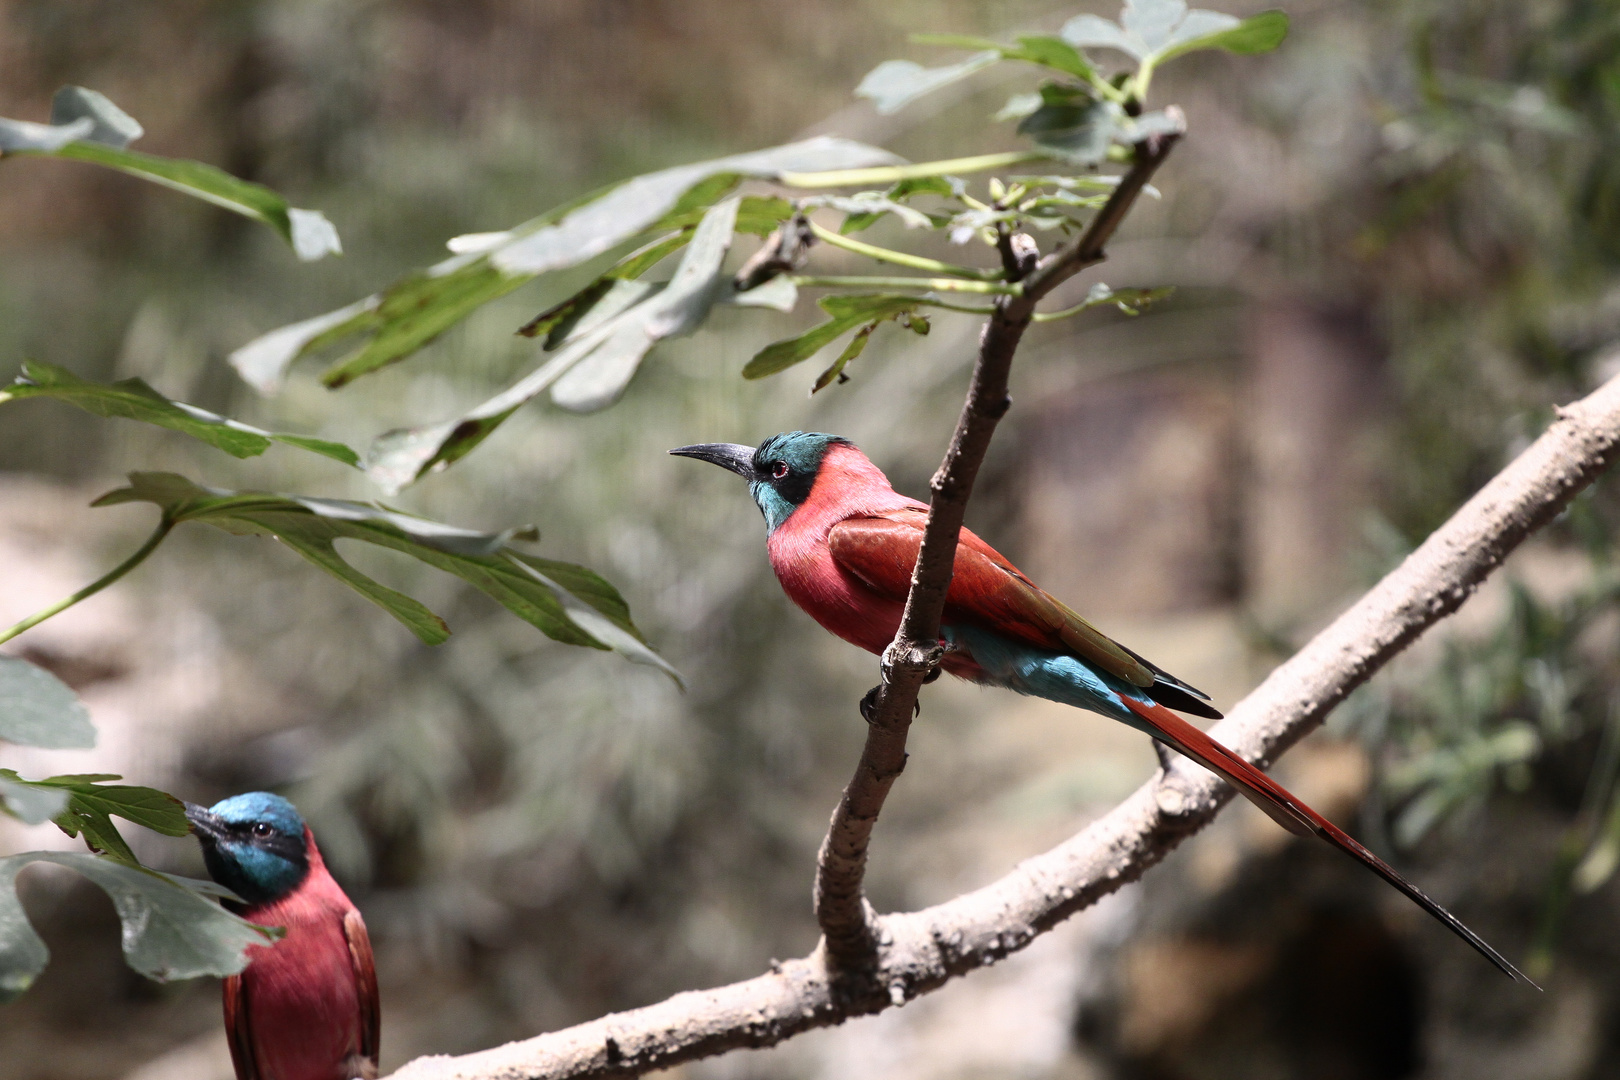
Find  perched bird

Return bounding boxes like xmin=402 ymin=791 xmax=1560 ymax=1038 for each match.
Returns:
xmin=673 ymin=431 xmax=1532 ymax=984
xmin=185 ymin=793 xmax=380 ymax=1080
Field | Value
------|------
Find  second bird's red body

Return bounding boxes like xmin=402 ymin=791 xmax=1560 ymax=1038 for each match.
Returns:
xmin=225 ymin=829 xmax=378 ymax=1080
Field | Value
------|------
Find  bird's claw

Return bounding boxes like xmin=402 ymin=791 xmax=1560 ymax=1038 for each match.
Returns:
xmin=858 ymin=686 xmax=922 ymax=723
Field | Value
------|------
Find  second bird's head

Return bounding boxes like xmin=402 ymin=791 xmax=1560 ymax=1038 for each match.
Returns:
xmin=670 ymin=431 xmax=850 ymax=533
xmin=184 ymin=792 xmax=309 ymax=908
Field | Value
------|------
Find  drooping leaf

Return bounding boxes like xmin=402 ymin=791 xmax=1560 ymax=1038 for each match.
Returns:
xmin=0 ymin=656 xmax=94 ymax=749
xmin=0 ymin=361 xmax=358 ymax=467
xmin=92 ymin=473 xmax=675 ymax=680
xmin=812 ymin=324 xmax=879 ymax=393
xmin=855 ymin=52 xmax=1000 ymax=115
xmin=0 ymin=87 xmax=339 ymax=261
xmin=230 ymin=138 xmax=897 ymax=393
xmin=365 ymin=199 xmax=743 ymax=493
xmin=0 ymin=852 xmax=277 ymax=1003
xmin=1154 ymin=10 xmax=1288 ymax=63
xmin=743 ymin=294 xmax=926 ymax=379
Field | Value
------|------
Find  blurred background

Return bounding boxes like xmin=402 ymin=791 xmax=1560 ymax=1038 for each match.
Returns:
xmin=4 ymin=1 xmax=1620 ymax=1078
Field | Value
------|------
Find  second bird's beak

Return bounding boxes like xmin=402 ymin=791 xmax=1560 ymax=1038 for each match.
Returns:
xmin=183 ymin=801 xmax=227 ymax=841
xmin=669 ymin=443 xmax=756 ymax=479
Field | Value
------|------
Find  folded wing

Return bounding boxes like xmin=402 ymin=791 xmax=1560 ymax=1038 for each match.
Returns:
xmin=827 ymin=510 xmax=1220 ymax=717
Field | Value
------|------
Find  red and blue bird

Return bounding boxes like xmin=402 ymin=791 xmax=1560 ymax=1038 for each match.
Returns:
xmin=186 ymin=793 xmax=380 ymax=1080
xmin=673 ymin=431 xmax=1532 ymax=985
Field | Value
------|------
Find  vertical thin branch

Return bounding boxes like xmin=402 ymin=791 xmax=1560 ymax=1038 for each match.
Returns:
xmin=812 ymin=117 xmax=1184 ymax=968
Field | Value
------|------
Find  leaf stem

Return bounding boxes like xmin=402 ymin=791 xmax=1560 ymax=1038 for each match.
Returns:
xmin=780 ymin=150 xmax=1053 ymax=189
xmin=789 ymin=275 xmax=1020 ymax=295
xmin=0 ymin=517 xmax=174 ymax=647
xmin=805 ymin=220 xmax=1001 ymax=281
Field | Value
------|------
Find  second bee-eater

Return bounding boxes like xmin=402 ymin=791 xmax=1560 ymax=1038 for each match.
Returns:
xmin=672 ymin=431 xmax=1531 ymax=985
xmin=186 ymin=793 xmax=380 ymax=1080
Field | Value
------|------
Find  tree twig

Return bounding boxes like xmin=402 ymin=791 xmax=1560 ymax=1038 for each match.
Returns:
xmin=389 ymin=373 xmax=1620 ymax=1080
xmin=812 ymin=116 xmax=1184 ymax=969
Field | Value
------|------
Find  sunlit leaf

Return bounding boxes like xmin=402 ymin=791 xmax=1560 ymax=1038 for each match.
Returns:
xmin=1 ymin=87 xmax=339 ymax=261
xmin=855 ymin=52 xmax=999 ymax=115
xmin=92 ymin=473 xmax=675 ymax=680
xmin=0 ymin=361 xmax=358 ymax=467
xmin=1060 ymin=4 xmax=1287 ymax=66
xmin=726 ymin=275 xmax=799 ymax=312
xmin=0 ymin=656 xmax=94 ymax=749
xmin=365 ymin=199 xmax=743 ymax=493
xmin=230 ymin=138 xmax=897 ymax=393
xmin=0 ymin=852 xmax=277 ymax=1003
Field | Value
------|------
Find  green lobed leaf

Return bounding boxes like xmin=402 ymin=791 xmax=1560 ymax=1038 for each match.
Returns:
xmin=230 ymin=138 xmax=895 ymax=393
xmin=0 ymin=777 xmax=68 ymax=825
xmin=743 ymin=294 xmax=925 ymax=379
xmin=1 ymin=772 xmax=189 ymax=866
xmin=0 ymin=361 xmax=358 ymax=467
xmin=0 ymin=656 xmax=94 ymax=749
xmin=92 ymin=473 xmax=675 ymax=680
xmin=0 ymin=852 xmax=277 ymax=1003
xmin=365 ymin=199 xmax=744 ymax=493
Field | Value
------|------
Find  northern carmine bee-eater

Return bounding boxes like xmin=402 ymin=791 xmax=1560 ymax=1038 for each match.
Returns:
xmin=186 ymin=793 xmax=380 ymax=1080
xmin=673 ymin=431 xmax=1532 ymax=984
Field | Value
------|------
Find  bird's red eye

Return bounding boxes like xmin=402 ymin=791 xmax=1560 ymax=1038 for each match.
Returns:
xmin=772 ymin=461 xmax=790 ymax=480
xmin=252 ymin=822 xmax=273 ymax=838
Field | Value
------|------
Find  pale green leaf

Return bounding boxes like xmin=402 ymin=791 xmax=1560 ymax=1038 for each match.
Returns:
xmin=0 ymin=656 xmax=94 ymax=749
xmin=855 ymin=53 xmax=999 ymax=115
xmin=365 ymin=199 xmax=743 ymax=491
xmin=230 ymin=138 xmax=897 ymax=392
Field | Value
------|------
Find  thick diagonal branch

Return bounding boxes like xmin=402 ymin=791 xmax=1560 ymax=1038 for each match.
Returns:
xmin=812 ymin=117 xmax=1184 ymax=967
xmin=391 ymin=373 xmax=1620 ymax=1080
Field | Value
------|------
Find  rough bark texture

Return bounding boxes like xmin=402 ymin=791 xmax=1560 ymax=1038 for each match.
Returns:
xmin=385 ymin=231 xmax=1620 ymax=1080
xmin=813 ymin=119 xmax=1185 ymax=967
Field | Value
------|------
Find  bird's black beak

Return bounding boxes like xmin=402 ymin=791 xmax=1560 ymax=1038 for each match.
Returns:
xmin=183 ymin=802 xmax=227 ymax=842
xmin=669 ymin=442 xmax=757 ymax=479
